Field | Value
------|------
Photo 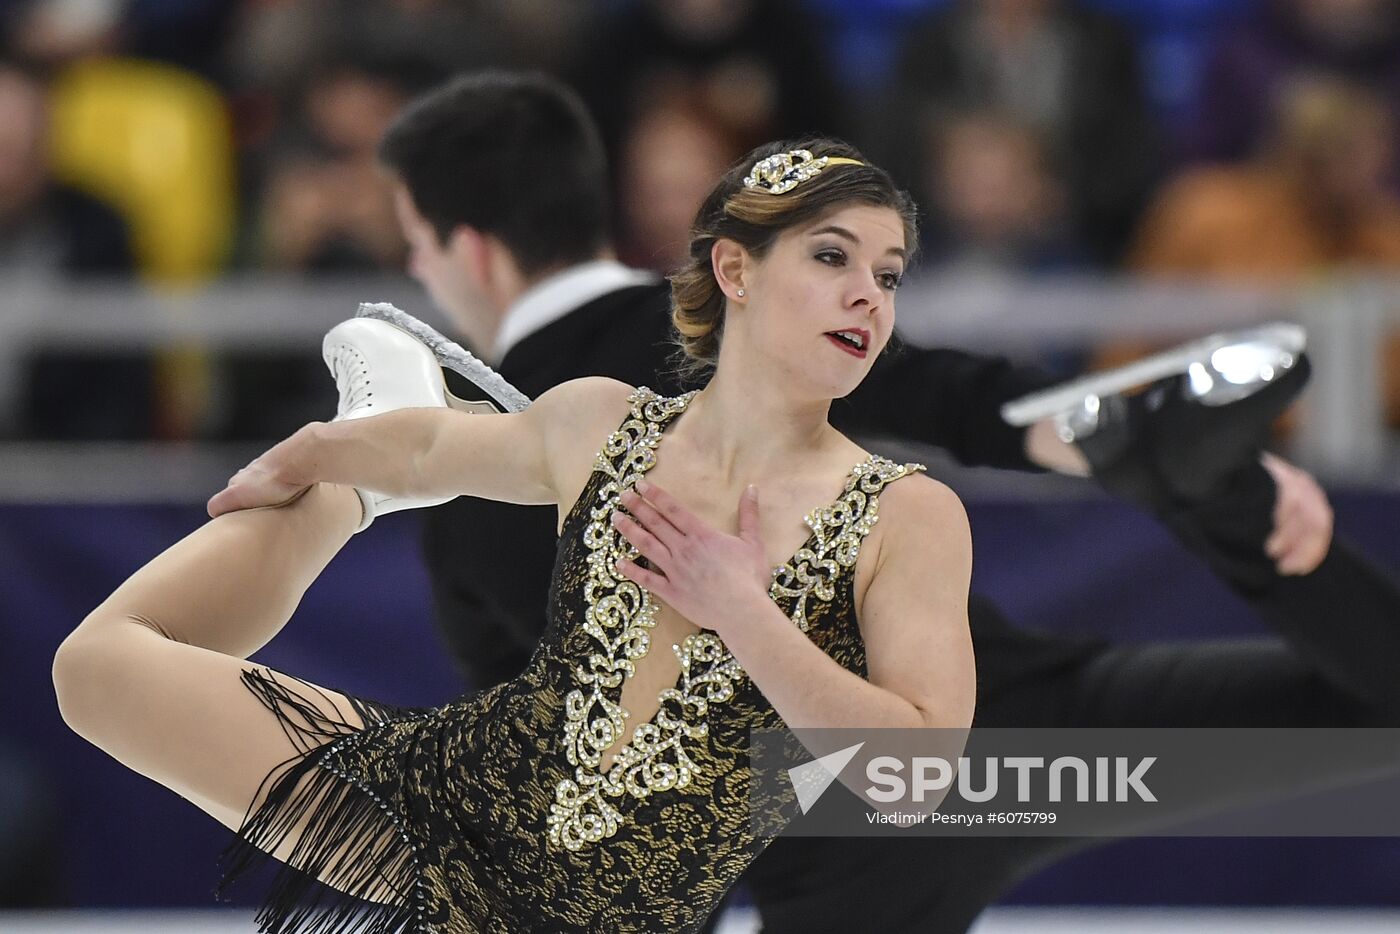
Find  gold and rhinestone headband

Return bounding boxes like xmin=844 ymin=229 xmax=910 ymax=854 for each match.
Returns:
xmin=742 ymin=149 xmax=864 ymax=195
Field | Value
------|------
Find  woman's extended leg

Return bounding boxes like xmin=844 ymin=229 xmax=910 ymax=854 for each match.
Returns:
xmin=52 ymin=483 xmax=374 ymax=852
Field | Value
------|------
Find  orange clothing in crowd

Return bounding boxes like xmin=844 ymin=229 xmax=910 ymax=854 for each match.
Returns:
xmin=1131 ymin=165 xmax=1400 ymax=277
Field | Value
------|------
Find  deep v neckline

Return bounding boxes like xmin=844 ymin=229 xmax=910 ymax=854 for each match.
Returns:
xmin=598 ymin=394 xmax=874 ymax=770
xmin=547 ymin=387 xmax=921 ymax=853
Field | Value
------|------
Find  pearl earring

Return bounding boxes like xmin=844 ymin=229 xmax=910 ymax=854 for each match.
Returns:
xmin=736 ymin=288 xmax=745 ymax=297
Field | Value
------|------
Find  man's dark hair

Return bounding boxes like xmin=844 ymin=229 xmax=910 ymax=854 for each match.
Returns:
xmin=378 ymin=70 xmax=611 ymax=277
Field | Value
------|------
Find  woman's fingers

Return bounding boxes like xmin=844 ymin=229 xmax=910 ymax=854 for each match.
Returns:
xmin=206 ymin=488 xmax=236 ymax=518
xmin=736 ymin=485 xmax=761 ymax=544
xmin=208 ymin=486 xmax=261 ymax=518
xmin=613 ymin=480 xmax=773 ymax=622
xmin=619 ymin=485 xmax=687 ymax=546
xmin=615 ymin=557 xmax=672 ymax=602
xmin=206 ymin=467 xmax=306 ymax=518
xmin=634 ymin=479 xmax=705 ymax=536
xmin=611 ymin=511 xmax=671 ymax=570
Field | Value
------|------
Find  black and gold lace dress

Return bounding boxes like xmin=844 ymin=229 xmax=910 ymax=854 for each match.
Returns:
xmin=222 ymin=387 xmax=924 ymax=934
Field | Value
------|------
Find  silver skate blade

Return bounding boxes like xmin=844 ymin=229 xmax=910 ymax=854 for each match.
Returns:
xmin=356 ymin=302 xmax=533 ymax=414
xmin=1000 ymin=322 xmax=1307 ymax=427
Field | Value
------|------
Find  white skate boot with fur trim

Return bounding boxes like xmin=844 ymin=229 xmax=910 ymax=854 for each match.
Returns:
xmin=324 ymin=318 xmax=464 ymax=532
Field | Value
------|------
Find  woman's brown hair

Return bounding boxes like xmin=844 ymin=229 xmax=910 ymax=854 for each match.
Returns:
xmin=669 ymin=137 xmax=918 ymax=380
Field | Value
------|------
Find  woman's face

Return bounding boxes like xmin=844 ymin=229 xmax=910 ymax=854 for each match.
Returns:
xmin=735 ymin=202 xmax=907 ymax=399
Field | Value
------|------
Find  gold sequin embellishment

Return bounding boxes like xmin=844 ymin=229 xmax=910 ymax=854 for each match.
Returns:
xmin=546 ymin=387 xmax=923 ymax=851
xmin=769 ymin=456 xmax=922 ymax=632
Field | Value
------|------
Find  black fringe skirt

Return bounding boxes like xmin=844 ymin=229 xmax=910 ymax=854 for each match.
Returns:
xmin=217 ymin=668 xmax=440 ymax=934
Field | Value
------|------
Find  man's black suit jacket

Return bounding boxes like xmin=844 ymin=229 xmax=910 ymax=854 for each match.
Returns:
xmin=422 ymin=281 xmax=1102 ymax=693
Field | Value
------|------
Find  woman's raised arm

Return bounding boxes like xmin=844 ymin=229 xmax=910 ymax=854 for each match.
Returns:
xmin=207 ymin=376 xmax=634 ymax=517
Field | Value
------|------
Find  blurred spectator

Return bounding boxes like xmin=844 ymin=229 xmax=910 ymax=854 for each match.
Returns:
xmin=920 ymin=111 xmax=1085 ymax=276
xmin=570 ymin=0 xmax=849 ymax=169
xmin=1186 ymin=0 xmax=1400 ymax=189
xmin=884 ymin=0 xmax=1163 ymax=265
xmin=482 ymin=0 xmax=595 ymax=74
xmin=1134 ymin=77 xmax=1400 ymax=278
xmin=0 ymin=60 xmax=133 ymax=275
xmin=3 ymin=0 xmax=238 ymax=81
xmin=0 ymin=59 xmax=153 ymax=441
xmin=253 ymin=56 xmax=417 ymax=273
xmin=227 ymin=1 xmax=489 ymax=259
xmin=616 ymin=93 xmax=743 ymax=272
xmin=919 ymin=109 xmax=1091 ymax=377
xmin=218 ymin=55 xmax=426 ymax=441
xmin=229 ymin=0 xmax=501 ymax=102
xmin=2 ymin=0 xmax=124 ymax=66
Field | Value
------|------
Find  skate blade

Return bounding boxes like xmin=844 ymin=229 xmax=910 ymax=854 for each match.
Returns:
xmin=356 ymin=302 xmax=533 ymax=414
xmin=1001 ymin=322 xmax=1306 ymax=427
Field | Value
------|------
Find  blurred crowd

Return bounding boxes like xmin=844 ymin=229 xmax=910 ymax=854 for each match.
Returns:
xmin=2 ymin=0 xmax=1400 ymax=443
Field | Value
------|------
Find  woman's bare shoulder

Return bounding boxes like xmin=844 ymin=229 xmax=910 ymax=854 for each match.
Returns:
xmin=530 ymin=376 xmax=636 ymax=436
xmin=533 ymin=375 xmax=636 ymax=410
xmin=873 ymin=469 xmax=971 ymax=562
xmin=527 ymin=377 xmax=638 ymax=488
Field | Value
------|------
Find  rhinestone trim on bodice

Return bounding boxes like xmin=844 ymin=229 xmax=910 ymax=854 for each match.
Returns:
xmin=546 ymin=387 xmax=923 ymax=851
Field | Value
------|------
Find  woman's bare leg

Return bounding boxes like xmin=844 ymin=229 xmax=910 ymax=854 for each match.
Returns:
xmin=53 ymin=482 xmax=370 ymax=837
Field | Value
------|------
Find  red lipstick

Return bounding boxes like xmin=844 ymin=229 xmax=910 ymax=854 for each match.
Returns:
xmin=824 ymin=328 xmax=870 ymax=359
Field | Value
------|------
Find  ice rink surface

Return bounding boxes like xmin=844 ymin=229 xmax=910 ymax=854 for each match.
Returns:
xmin=6 ymin=907 xmax=1400 ymax=933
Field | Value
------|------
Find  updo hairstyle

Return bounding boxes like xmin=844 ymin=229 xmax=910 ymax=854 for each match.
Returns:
xmin=668 ymin=137 xmax=918 ymax=378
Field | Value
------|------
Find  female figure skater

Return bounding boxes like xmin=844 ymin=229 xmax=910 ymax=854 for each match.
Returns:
xmin=52 ymin=140 xmax=975 ymax=933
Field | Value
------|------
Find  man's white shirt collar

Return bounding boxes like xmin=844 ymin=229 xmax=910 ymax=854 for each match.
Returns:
xmin=493 ymin=260 xmax=659 ymax=362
